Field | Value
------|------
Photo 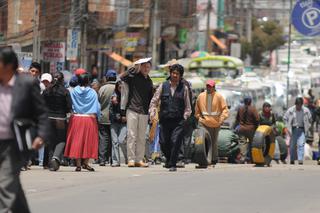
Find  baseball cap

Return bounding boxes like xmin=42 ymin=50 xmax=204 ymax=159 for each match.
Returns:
xmin=75 ymin=68 xmax=86 ymax=76
xmin=105 ymin=69 xmax=117 ymax=78
xmin=206 ymin=79 xmax=215 ymax=87
xmin=41 ymin=73 xmax=53 ymax=83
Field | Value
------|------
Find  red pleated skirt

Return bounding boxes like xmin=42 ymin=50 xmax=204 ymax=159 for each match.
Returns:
xmin=64 ymin=114 xmax=99 ymax=159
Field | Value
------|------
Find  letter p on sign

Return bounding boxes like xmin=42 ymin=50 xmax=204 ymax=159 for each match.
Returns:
xmin=302 ymin=8 xmax=320 ymax=28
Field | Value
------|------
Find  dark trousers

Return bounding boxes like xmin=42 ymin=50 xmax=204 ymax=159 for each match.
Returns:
xmin=178 ymin=122 xmax=193 ymax=161
xmin=43 ymin=119 xmax=67 ymax=167
xmin=99 ymin=124 xmax=111 ymax=163
xmin=49 ymin=119 xmax=66 ymax=163
xmin=159 ymin=120 xmax=185 ymax=167
xmin=0 ymin=140 xmax=30 ymax=213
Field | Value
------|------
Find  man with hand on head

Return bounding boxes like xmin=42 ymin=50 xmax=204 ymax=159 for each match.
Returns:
xmin=120 ymin=58 xmax=153 ymax=167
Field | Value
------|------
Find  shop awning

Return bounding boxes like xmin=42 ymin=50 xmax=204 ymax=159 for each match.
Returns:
xmin=107 ymin=52 xmax=133 ymax=67
xmin=210 ymin=35 xmax=227 ymax=50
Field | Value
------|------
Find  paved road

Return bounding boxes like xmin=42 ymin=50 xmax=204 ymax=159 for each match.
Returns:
xmin=22 ymin=163 xmax=320 ymax=213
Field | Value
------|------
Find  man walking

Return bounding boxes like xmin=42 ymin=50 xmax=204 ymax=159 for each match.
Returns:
xmin=121 ymin=58 xmax=153 ymax=167
xmin=98 ymin=69 xmax=117 ymax=166
xmin=195 ymin=80 xmax=229 ymax=168
xmin=149 ymin=64 xmax=191 ymax=171
xmin=0 ymin=48 xmax=49 ymax=212
xmin=284 ymin=97 xmax=312 ymax=165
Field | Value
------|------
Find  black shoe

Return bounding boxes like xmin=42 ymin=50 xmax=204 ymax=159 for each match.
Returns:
xmin=93 ymin=160 xmax=100 ymax=164
xmin=298 ymin=161 xmax=303 ymax=165
xmin=60 ymin=160 xmax=69 ymax=167
xmin=99 ymin=162 xmax=106 ymax=166
xmin=82 ymin=165 xmax=95 ymax=172
xmin=163 ymin=163 xmax=170 ymax=168
xmin=318 ymin=160 xmax=320 ymax=165
xmin=169 ymin=167 xmax=177 ymax=172
xmin=281 ymin=160 xmax=287 ymax=164
xmin=290 ymin=161 xmax=295 ymax=165
xmin=195 ymin=165 xmax=208 ymax=169
xmin=49 ymin=159 xmax=60 ymax=171
xmin=75 ymin=167 xmax=81 ymax=172
xmin=111 ymin=164 xmax=120 ymax=167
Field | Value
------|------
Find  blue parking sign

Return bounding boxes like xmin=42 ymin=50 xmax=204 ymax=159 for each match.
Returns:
xmin=292 ymin=0 xmax=320 ymax=36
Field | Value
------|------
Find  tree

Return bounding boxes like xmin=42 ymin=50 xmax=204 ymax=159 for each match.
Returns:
xmin=241 ymin=19 xmax=285 ymax=65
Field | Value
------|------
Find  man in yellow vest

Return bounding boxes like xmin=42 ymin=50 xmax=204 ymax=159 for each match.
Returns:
xmin=195 ymin=80 xmax=229 ymax=168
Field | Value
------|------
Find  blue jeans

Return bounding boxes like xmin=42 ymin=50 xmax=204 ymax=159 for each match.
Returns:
xmin=290 ymin=128 xmax=305 ymax=162
xmin=111 ymin=123 xmax=127 ymax=165
xmin=38 ymin=146 xmax=44 ymax=166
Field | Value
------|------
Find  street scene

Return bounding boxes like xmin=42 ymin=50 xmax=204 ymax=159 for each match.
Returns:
xmin=1 ymin=0 xmax=320 ymax=212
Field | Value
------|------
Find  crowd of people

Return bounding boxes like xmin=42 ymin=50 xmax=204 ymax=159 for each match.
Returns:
xmin=0 ymin=48 xmax=319 ymax=212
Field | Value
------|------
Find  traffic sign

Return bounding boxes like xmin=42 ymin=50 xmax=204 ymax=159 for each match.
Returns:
xmin=292 ymin=0 xmax=320 ymax=36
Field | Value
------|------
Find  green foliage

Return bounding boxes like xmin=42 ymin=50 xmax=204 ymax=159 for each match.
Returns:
xmin=241 ymin=19 xmax=285 ymax=65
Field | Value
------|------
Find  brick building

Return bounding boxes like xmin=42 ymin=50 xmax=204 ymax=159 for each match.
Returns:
xmin=0 ymin=0 xmax=35 ymax=51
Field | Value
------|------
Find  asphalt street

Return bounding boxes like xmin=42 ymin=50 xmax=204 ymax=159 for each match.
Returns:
xmin=22 ymin=163 xmax=320 ymax=213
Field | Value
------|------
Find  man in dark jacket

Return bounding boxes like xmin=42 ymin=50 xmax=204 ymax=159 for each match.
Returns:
xmin=0 ymin=49 xmax=50 ymax=212
xmin=149 ymin=64 xmax=191 ymax=171
xmin=235 ymin=97 xmax=259 ymax=162
xmin=98 ymin=69 xmax=117 ymax=166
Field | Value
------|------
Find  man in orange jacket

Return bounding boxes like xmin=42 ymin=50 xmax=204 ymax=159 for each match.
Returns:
xmin=195 ymin=80 xmax=229 ymax=168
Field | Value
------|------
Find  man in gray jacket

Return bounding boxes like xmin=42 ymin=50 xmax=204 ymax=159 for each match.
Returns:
xmin=0 ymin=48 xmax=50 ymax=213
xmin=98 ymin=69 xmax=117 ymax=166
xmin=284 ymin=97 xmax=312 ymax=165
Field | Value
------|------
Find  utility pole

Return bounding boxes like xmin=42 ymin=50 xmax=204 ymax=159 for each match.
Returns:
xmin=246 ymin=0 xmax=253 ymax=43
xmin=217 ymin=0 xmax=224 ymax=29
xmin=151 ymin=0 xmax=159 ymax=68
xmin=205 ymin=0 xmax=212 ymax=52
xmin=287 ymin=0 xmax=293 ymax=109
xmin=80 ymin=0 xmax=88 ymax=69
xmin=69 ymin=0 xmax=76 ymax=28
xmin=32 ymin=0 xmax=40 ymax=62
xmin=239 ymin=0 xmax=244 ymax=37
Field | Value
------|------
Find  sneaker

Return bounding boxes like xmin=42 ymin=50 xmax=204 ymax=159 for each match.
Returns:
xmin=128 ymin=161 xmax=135 ymax=167
xmin=298 ymin=161 xmax=303 ymax=165
xmin=176 ymin=161 xmax=185 ymax=168
xmin=290 ymin=161 xmax=295 ymax=165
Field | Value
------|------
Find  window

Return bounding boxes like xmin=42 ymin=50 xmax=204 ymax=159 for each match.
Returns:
xmin=182 ymin=0 xmax=189 ymax=17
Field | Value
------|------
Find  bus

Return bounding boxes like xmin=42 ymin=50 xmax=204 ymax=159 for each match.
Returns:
xmin=187 ymin=56 xmax=244 ymax=81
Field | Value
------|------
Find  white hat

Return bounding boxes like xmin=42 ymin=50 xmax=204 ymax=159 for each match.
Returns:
xmin=41 ymin=73 xmax=53 ymax=83
xmin=133 ymin=57 xmax=152 ymax=65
